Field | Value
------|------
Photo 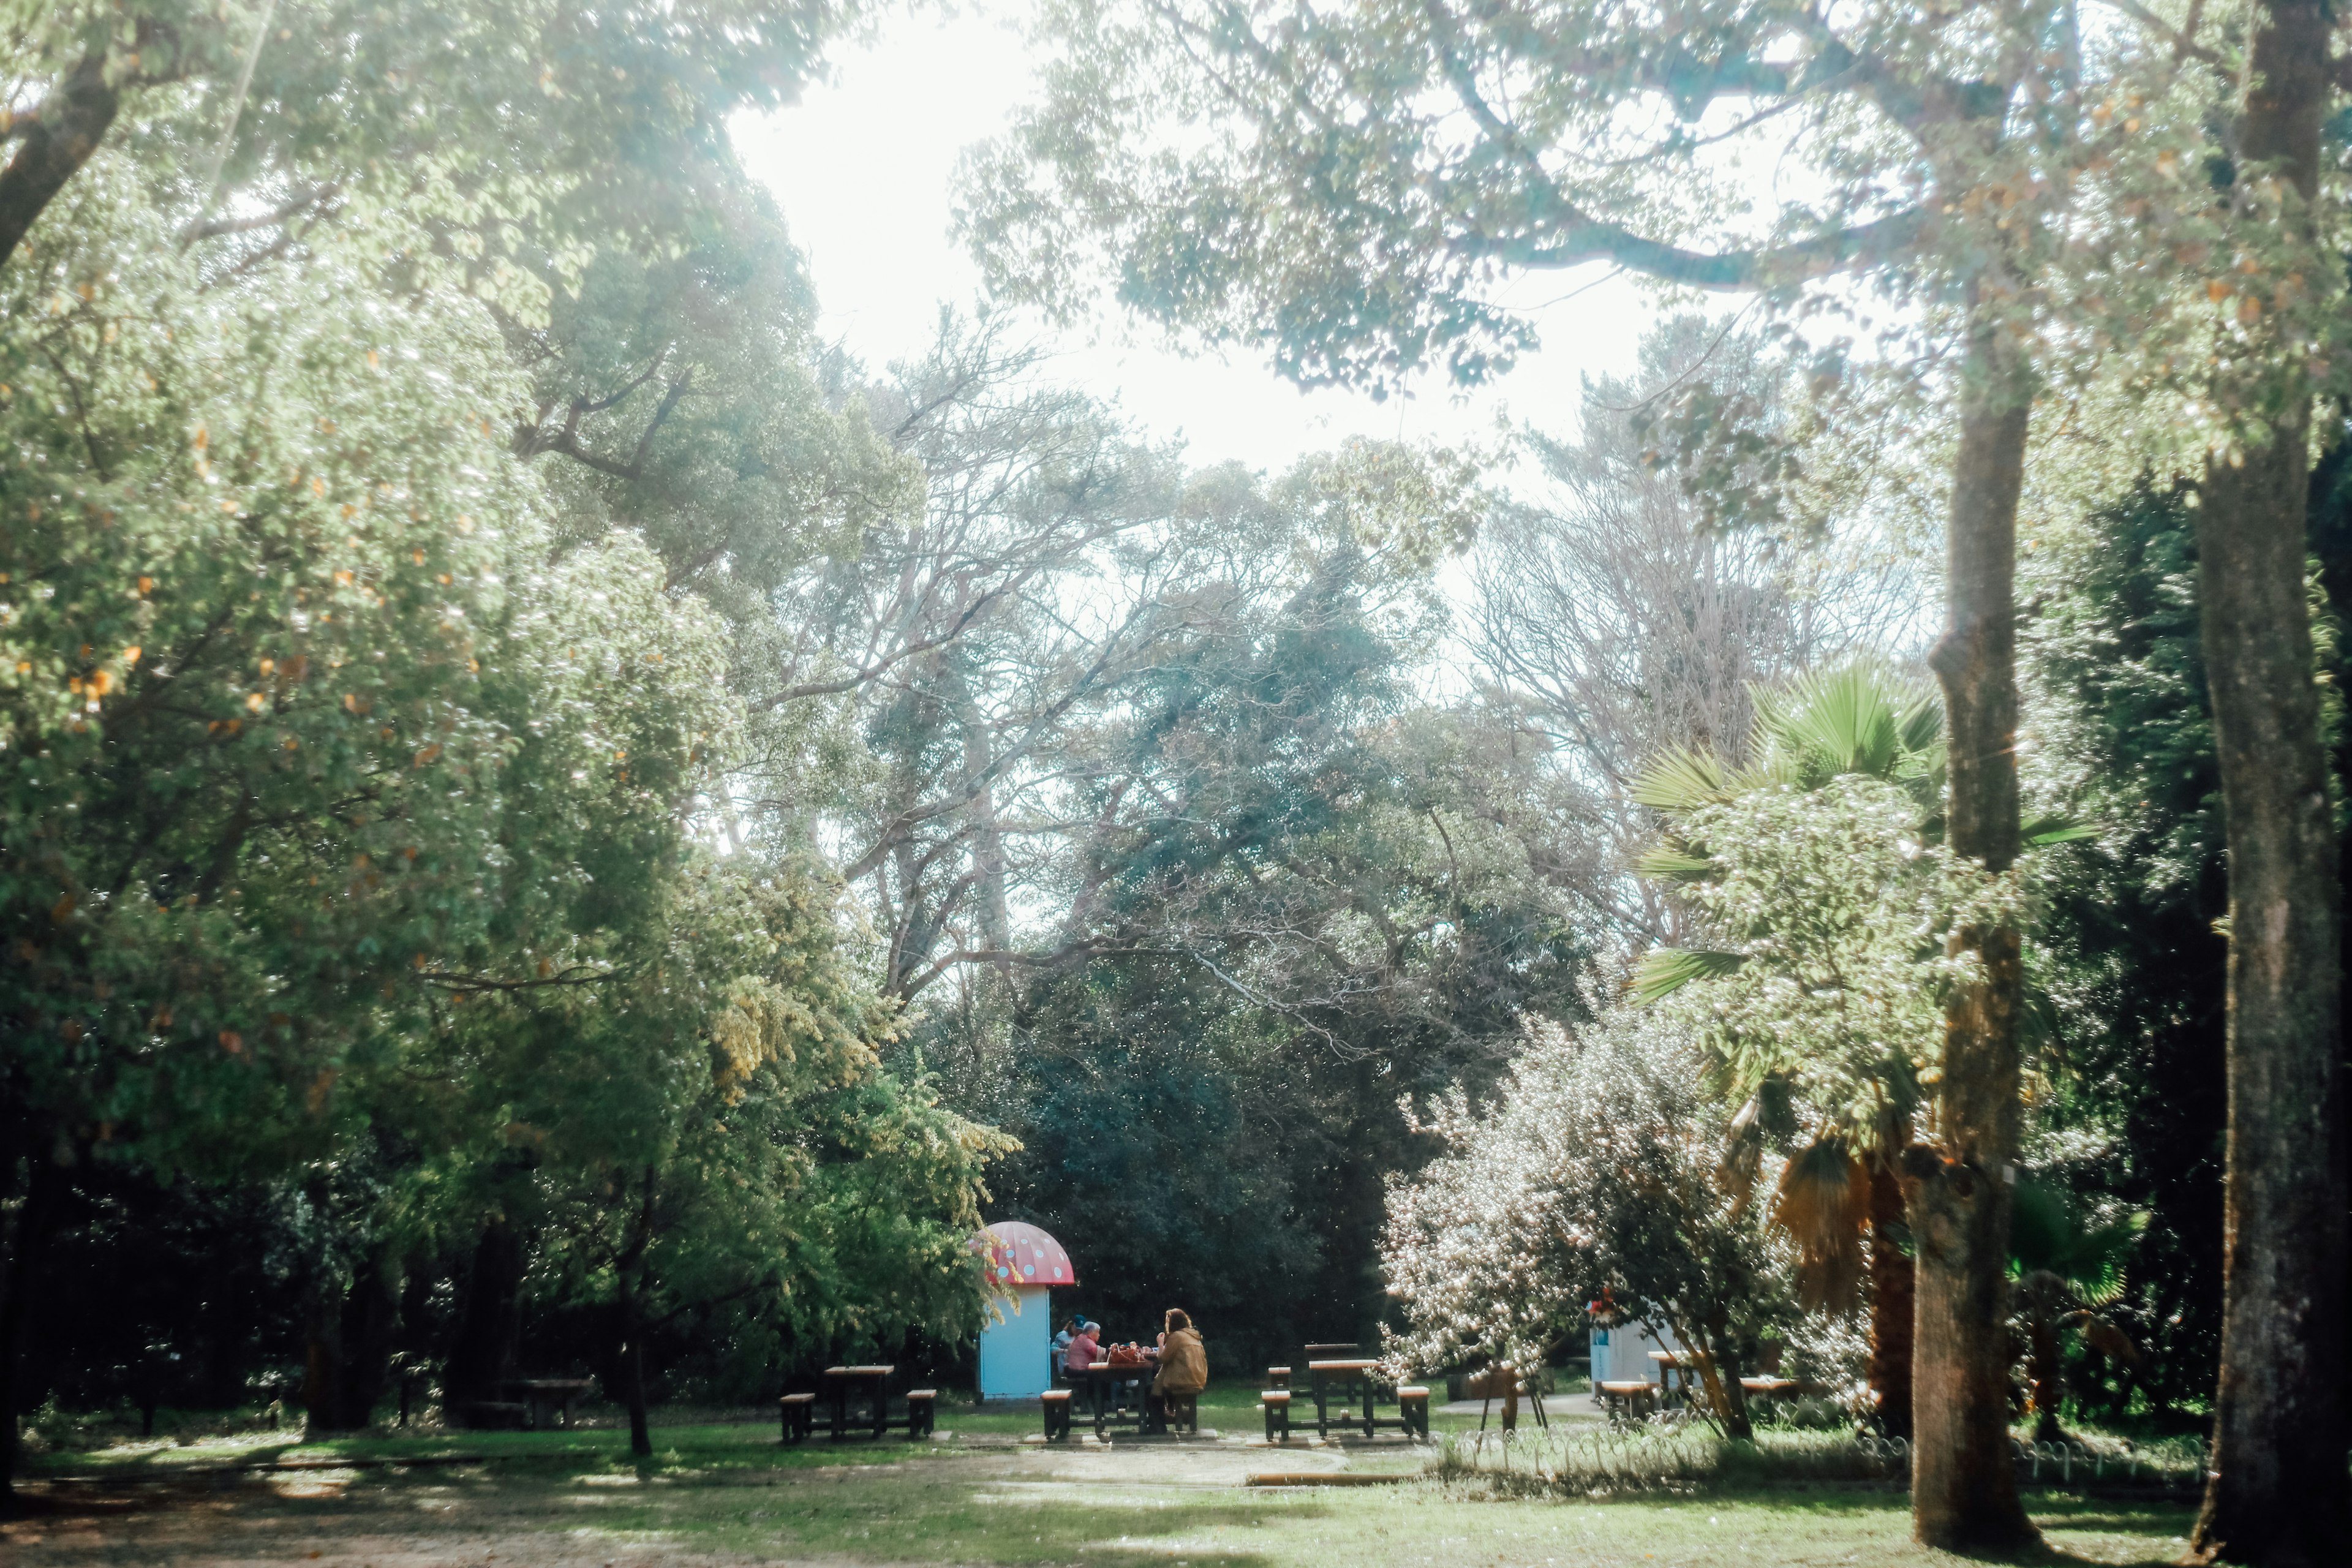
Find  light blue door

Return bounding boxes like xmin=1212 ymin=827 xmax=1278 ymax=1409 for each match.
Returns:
xmin=977 ymin=1284 xmax=1052 ymax=1399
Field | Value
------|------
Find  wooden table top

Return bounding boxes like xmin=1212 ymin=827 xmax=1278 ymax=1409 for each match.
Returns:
xmin=1307 ymin=1359 xmax=1380 ymax=1373
xmin=822 ymin=1365 xmax=895 ymax=1378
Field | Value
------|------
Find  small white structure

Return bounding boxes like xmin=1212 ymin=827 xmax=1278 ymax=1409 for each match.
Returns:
xmin=971 ymin=1221 xmax=1076 ymax=1401
xmin=1589 ymin=1318 xmax=1686 ymax=1390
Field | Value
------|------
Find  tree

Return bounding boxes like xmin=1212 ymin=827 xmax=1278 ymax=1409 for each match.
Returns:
xmin=0 ymin=146 xmax=680 ymax=1492
xmin=418 ymin=867 xmax=1011 ymax=1455
xmin=1476 ymin=320 xmax=1920 ymax=944
xmin=2174 ymin=11 xmax=2348 ymax=1556
xmin=1382 ymin=1009 xmax=1795 ymax=1439
xmin=2019 ymin=8 xmax=2351 ymax=1547
xmin=964 ymin=2 xmax=2106 ymax=1538
xmin=931 ymin=461 xmax=1593 ymax=1362
xmin=1 ymin=6 xmax=1015 ymax=1486
xmin=2021 ymin=483 xmax=2231 ymax=1425
xmin=2007 ymin=1177 xmax=2144 ymax=1446
xmin=783 ymin=320 xmax=1200 ymax=1003
xmin=1 ymin=2 xmax=858 ymax=277
xmin=1635 ymin=666 xmax=1960 ymax=1441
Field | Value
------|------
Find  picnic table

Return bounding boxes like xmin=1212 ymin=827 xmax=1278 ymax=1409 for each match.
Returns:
xmin=1596 ymin=1379 xmax=1659 ymax=1422
xmin=1648 ymin=1351 xmax=1703 ymax=1410
xmin=1471 ymin=1364 xmax=1549 ymax=1433
xmin=1068 ymin=1359 xmax=1170 ymax=1439
xmin=1739 ymin=1375 xmax=1804 ymax=1419
xmin=1261 ymin=1362 xmax=1428 ymax=1442
xmin=503 ymin=1378 xmax=594 ymax=1430
xmin=820 ymin=1364 xmax=937 ymax=1441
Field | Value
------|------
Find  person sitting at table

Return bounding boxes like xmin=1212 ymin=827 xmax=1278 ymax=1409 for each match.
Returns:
xmin=1151 ymin=1308 xmax=1208 ymax=1422
xmin=1052 ymin=1316 xmax=1081 ymax=1380
xmin=1065 ymin=1320 xmax=1102 ymax=1373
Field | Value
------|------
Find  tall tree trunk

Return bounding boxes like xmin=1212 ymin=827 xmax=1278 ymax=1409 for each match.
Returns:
xmin=956 ymin=679 xmax=1013 ymax=970
xmin=2190 ymin=11 xmax=2350 ymax=1562
xmin=0 ymin=50 xmax=119 ymax=270
xmin=619 ymin=1272 xmax=652 ymax=1458
xmin=617 ymin=1167 xmax=658 ymax=1458
xmin=1866 ymin=1153 xmax=1915 ymax=1442
xmin=0 ymin=1144 xmax=59 ymax=1519
xmin=1911 ymin=307 xmax=2037 ymax=1550
xmin=443 ymin=1216 xmax=526 ymax=1420
xmin=334 ymin=1248 xmax=401 ymax=1430
xmin=2024 ymin=1295 xmax=2064 ymax=1445
xmin=301 ymin=1281 xmax=343 ymax=1434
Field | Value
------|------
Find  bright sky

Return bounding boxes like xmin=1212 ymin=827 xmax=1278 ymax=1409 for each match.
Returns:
xmin=732 ymin=4 xmax=1665 ymax=475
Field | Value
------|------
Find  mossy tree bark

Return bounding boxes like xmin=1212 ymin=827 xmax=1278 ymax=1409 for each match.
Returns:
xmin=2188 ymin=12 xmax=2350 ymax=1563
xmin=1910 ymin=307 xmax=2037 ymax=1550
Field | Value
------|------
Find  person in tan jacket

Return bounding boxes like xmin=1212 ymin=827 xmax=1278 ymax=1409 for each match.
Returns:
xmin=1152 ymin=1308 xmax=1207 ymax=1424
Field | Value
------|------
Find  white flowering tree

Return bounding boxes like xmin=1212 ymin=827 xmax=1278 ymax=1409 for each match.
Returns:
xmin=1381 ymin=1008 xmax=1793 ymax=1439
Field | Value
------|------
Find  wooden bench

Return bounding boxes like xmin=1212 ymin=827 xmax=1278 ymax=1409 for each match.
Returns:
xmin=1266 ymin=1365 xmax=1292 ymax=1389
xmin=1040 ymin=1387 xmax=1074 ymax=1441
xmin=1162 ymin=1392 xmax=1199 ymax=1436
xmin=779 ymin=1390 xmax=816 ymax=1444
xmin=1398 ymin=1385 xmax=1431 ymax=1440
xmin=905 ymin=1389 xmax=937 ymax=1439
xmin=1261 ymin=1389 xmax=1292 ymax=1442
xmin=1597 ymin=1379 xmax=1659 ymax=1422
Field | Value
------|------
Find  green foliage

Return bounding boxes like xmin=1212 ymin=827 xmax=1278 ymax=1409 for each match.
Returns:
xmin=1382 ymin=1009 xmax=1796 ymax=1434
xmin=2010 ymin=1179 xmax=2147 ymax=1312
xmin=1630 ymin=669 xmax=1988 ymax=1144
xmin=951 ymin=522 xmax=1590 ymax=1362
xmin=1 ymin=0 xmax=1011 ymax=1453
xmin=0 ymin=148 xmax=647 ymax=1180
xmin=7 ymin=1 xmax=861 ymax=300
xmin=2017 ymin=483 xmax=2231 ymax=1419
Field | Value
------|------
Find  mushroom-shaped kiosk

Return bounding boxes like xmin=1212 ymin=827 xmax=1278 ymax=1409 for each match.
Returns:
xmin=971 ymin=1221 xmax=1076 ymax=1401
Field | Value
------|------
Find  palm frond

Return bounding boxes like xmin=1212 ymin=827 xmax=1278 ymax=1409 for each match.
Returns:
xmin=2010 ymin=1178 xmax=2147 ymax=1305
xmin=2061 ymin=1212 xmax=2150 ymax=1307
xmin=1631 ymin=948 xmax=1747 ymax=1005
xmin=1753 ymin=664 xmax=1939 ymax=785
xmin=2079 ymin=1316 xmax=2139 ymax=1365
xmin=1633 ymin=843 xmax=1716 ymax=881
xmin=1771 ymin=1138 xmax=1871 ymax=1311
xmin=1631 ymin=748 xmax=1735 ymax=813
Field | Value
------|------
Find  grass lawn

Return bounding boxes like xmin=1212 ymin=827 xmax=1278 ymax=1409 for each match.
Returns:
xmin=7 ymin=1396 xmax=2200 ymax=1567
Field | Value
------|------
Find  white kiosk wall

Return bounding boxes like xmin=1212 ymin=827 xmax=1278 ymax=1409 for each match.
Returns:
xmin=977 ymin=1283 xmax=1052 ymax=1400
xmin=1589 ymin=1319 xmax=1679 ymax=1388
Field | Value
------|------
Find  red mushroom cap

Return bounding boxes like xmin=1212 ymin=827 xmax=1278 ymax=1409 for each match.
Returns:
xmin=970 ymin=1220 xmax=1077 ymax=1287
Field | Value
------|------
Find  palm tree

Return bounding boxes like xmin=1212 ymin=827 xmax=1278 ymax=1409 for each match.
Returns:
xmin=2008 ymin=1178 xmax=2144 ymax=1444
xmin=1633 ymin=663 xmax=1942 ymax=1438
